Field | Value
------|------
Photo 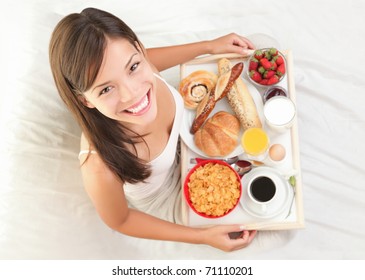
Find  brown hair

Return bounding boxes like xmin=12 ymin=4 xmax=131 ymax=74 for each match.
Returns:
xmin=49 ymin=7 xmax=151 ymax=184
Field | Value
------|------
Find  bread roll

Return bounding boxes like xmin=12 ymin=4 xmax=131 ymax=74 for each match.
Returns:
xmin=190 ymin=62 xmax=243 ymax=134
xmin=179 ymin=70 xmax=217 ymax=109
xmin=217 ymin=58 xmax=262 ymax=130
xmin=194 ymin=111 xmax=240 ymax=157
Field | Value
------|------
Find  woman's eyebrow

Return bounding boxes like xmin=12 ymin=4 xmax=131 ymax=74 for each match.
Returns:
xmin=124 ymin=52 xmax=138 ymax=69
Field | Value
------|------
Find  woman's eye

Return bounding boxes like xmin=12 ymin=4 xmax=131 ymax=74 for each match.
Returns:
xmin=130 ymin=62 xmax=140 ymax=72
xmin=100 ymin=86 xmax=112 ymax=95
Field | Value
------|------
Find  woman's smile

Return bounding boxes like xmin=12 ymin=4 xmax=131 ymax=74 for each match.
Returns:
xmin=123 ymin=90 xmax=151 ymax=116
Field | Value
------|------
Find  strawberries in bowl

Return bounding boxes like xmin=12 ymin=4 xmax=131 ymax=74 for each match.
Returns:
xmin=247 ymin=48 xmax=286 ymax=87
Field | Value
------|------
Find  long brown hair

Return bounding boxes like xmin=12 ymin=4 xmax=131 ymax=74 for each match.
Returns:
xmin=49 ymin=7 xmax=151 ymax=184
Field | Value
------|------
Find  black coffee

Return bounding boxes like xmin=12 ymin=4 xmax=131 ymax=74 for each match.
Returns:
xmin=250 ymin=176 xmax=276 ymax=202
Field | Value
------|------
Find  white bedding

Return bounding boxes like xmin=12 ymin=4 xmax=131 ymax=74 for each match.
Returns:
xmin=1 ymin=0 xmax=365 ymax=260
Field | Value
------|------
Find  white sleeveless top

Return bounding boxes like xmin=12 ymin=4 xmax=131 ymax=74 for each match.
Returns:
xmin=79 ymin=74 xmax=184 ymax=223
xmin=123 ymin=74 xmax=184 ymax=199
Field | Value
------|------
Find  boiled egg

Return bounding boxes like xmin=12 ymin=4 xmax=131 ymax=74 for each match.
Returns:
xmin=269 ymin=144 xmax=286 ymax=161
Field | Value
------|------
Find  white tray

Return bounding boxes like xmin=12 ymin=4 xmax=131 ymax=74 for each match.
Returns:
xmin=179 ymin=51 xmax=305 ymax=230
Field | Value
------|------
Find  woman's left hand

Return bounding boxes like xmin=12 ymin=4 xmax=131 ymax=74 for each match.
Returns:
xmin=207 ymin=33 xmax=255 ymax=55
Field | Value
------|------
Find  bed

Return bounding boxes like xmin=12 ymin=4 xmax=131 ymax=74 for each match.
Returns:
xmin=1 ymin=0 xmax=365 ymax=260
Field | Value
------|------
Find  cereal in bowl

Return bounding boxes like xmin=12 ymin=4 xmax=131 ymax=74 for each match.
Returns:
xmin=187 ymin=162 xmax=241 ymax=217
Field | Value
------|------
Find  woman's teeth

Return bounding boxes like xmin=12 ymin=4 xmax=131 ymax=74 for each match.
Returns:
xmin=126 ymin=95 xmax=149 ymax=114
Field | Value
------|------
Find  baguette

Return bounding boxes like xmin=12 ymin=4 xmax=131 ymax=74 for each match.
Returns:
xmin=217 ymin=58 xmax=262 ymax=130
xmin=191 ymin=89 xmax=216 ymax=134
xmin=190 ymin=62 xmax=243 ymax=134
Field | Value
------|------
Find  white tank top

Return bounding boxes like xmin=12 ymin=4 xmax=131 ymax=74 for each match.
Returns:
xmin=123 ymin=74 xmax=184 ymax=200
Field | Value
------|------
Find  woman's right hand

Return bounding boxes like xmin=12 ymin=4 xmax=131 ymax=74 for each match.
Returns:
xmin=201 ymin=224 xmax=257 ymax=252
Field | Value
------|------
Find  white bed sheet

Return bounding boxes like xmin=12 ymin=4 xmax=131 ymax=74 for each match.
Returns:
xmin=1 ymin=0 xmax=365 ymax=260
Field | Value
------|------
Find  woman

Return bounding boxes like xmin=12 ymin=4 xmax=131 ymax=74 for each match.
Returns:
xmin=49 ymin=7 xmax=257 ymax=252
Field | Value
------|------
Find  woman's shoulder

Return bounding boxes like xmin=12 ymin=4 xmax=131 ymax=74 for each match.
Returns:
xmin=78 ymin=133 xmax=100 ymax=165
xmin=79 ymin=133 xmax=95 ymax=158
xmin=79 ymin=133 xmax=121 ymax=185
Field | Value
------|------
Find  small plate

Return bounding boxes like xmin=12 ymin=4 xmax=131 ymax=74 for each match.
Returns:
xmin=240 ymin=166 xmax=293 ymax=219
xmin=179 ymin=78 xmax=263 ymax=159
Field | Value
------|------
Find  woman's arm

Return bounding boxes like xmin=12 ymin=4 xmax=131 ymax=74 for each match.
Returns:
xmin=80 ymin=153 xmax=256 ymax=252
xmin=116 ymin=208 xmax=256 ymax=252
xmin=146 ymin=33 xmax=255 ymax=72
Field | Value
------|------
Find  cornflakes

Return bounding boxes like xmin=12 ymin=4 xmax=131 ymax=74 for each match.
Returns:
xmin=187 ymin=162 xmax=241 ymax=217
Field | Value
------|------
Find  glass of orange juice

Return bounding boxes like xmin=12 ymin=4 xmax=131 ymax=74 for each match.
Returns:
xmin=241 ymin=127 xmax=270 ymax=161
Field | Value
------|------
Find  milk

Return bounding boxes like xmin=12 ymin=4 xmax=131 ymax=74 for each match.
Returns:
xmin=263 ymin=96 xmax=296 ymax=132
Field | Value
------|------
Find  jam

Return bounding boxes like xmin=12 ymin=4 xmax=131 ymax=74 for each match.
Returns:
xmin=263 ymin=86 xmax=287 ymax=103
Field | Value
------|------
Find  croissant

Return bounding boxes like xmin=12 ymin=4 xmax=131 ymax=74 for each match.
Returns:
xmin=179 ymin=70 xmax=218 ymax=109
xmin=194 ymin=111 xmax=240 ymax=157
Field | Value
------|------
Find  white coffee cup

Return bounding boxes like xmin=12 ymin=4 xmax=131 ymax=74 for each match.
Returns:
xmin=247 ymin=175 xmax=277 ymax=214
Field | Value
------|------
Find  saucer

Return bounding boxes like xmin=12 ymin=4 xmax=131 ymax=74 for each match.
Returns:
xmin=240 ymin=166 xmax=293 ymax=219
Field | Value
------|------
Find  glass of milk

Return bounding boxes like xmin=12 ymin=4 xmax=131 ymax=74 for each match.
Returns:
xmin=263 ymin=96 xmax=296 ymax=133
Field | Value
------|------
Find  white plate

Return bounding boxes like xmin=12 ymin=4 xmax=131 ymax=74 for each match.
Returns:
xmin=240 ymin=166 xmax=293 ymax=219
xmin=179 ymin=78 xmax=264 ymax=159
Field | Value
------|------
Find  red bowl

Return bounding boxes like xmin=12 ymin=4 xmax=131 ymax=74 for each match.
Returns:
xmin=184 ymin=159 xmax=242 ymax=218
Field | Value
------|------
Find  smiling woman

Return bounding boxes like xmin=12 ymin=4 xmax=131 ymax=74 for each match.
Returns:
xmin=80 ymin=38 xmax=158 ymax=127
xmin=2 ymin=0 xmax=364 ymax=263
xmin=48 ymin=7 xmax=257 ymax=252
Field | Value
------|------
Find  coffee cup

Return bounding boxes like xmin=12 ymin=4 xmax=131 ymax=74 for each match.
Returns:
xmin=247 ymin=175 xmax=276 ymax=214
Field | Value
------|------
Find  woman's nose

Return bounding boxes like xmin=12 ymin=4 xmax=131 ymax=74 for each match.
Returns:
xmin=118 ymin=83 xmax=136 ymax=102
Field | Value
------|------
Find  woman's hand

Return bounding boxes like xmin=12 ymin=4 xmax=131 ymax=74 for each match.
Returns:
xmin=146 ymin=33 xmax=255 ymax=71
xmin=207 ymin=33 xmax=255 ymax=55
xmin=201 ymin=224 xmax=257 ymax=252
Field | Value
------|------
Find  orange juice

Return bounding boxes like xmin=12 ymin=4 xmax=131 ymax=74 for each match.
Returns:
xmin=241 ymin=128 xmax=269 ymax=157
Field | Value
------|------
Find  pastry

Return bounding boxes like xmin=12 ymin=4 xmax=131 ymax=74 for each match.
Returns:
xmin=194 ymin=111 xmax=240 ymax=157
xmin=190 ymin=62 xmax=243 ymax=134
xmin=217 ymin=58 xmax=262 ymax=130
xmin=179 ymin=70 xmax=218 ymax=109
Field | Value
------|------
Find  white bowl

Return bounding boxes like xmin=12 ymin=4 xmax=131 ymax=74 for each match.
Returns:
xmin=246 ymin=48 xmax=287 ymax=88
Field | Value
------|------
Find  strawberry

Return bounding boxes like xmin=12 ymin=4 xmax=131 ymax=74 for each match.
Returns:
xmin=267 ymin=75 xmax=280 ymax=85
xmin=264 ymin=51 xmax=272 ymax=60
xmin=254 ymin=50 xmax=264 ymax=60
xmin=263 ymin=70 xmax=276 ymax=79
xmin=260 ymin=79 xmax=269 ymax=85
xmin=258 ymin=66 xmax=266 ymax=74
xmin=260 ymin=58 xmax=272 ymax=70
xmin=270 ymin=61 xmax=277 ymax=71
xmin=269 ymin=47 xmax=278 ymax=56
xmin=249 ymin=70 xmax=262 ymax=83
xmin=249 ymin=58 xmax=259 ymax=71
xmin=274 ymin=55 xmax=284 ymax=65
xmin=277 ymin=63 xmax=286 ymax=76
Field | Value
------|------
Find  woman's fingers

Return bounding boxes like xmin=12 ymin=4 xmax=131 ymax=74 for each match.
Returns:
xmin=225 ymin=230 xmax=256 ymax=251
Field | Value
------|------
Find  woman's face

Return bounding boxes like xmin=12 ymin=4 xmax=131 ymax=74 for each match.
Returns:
xmin=83 ymin=37 xmax=157 ymax=129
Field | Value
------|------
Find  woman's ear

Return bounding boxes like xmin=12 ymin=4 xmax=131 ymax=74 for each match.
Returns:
xmin=78 ymin=95 xmax=95 ymax=108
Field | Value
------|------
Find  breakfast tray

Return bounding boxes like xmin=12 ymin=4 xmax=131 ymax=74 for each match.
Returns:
xmin=179 ymin=50 xmax=305 ymax=230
